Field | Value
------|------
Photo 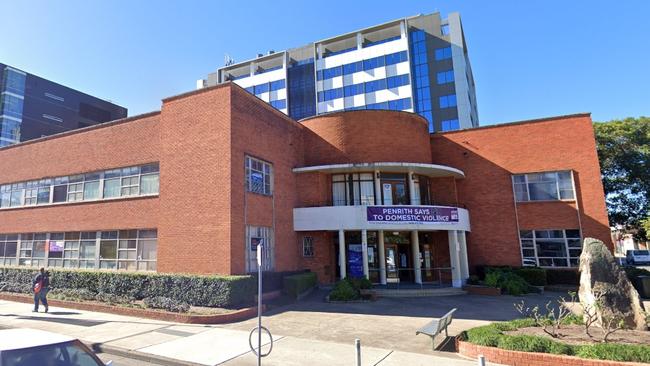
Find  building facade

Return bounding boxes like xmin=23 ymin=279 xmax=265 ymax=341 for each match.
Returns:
xmin=0 ymin=63 xmax=127 ymax=147
xmin=199 ymin=12 xmax=479 ymax=133
xmin=0 ymin=83 xmax=610 ymax=287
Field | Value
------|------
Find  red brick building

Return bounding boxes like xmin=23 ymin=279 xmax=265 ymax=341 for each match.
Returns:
xmin=0 ymin=83 xmax=611 ymax=287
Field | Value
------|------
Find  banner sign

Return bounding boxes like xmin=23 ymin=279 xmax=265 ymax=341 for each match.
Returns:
xmin=347 ymin=244 xmax=364 ymax=278
xmin=366 ymin=206 xmax=459 ymax=224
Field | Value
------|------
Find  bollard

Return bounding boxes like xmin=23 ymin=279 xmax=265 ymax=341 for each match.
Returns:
xmin=477 ymin=354 xmax=485 ymax=366
xmin=355 ymin=338 xmax=361 ymax=366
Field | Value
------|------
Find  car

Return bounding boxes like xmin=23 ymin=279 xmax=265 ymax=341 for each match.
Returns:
xmin=0 ymin=328 xmax=112 ymax=366
xmin=626 ymin=249 xmax=650 ymax=265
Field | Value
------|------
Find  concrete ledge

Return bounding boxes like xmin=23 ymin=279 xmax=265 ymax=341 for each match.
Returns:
xmin=457 ymin=339 xmax=645 ymax=366
xmin=462 ymin=285 xmax=501 ymax=296
xmin=89 ymin=342 xmax=202 ymax=366
xmin=0 ymin=292 xmax=262 ymax=324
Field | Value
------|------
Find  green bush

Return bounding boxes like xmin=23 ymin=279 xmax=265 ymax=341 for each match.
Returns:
xmin=545 ymin=269 xmax=579 ymax=285
xmin=283 ymin=272 xmax=317 ymax=299
xmin=484 ymin=269 xmax=529 ymax=295
xmin=575 ymin=343 xmax=650 ymax=363
xmin=514 ymin=268 xmax=547 ymax=286
xmin=0 ymin=266 xmax=256 ymax=308
xmin=95 ymin=292 xmax=134 ymax=305
xmin=498 ymin=334 xmax=573 ymax=355
xmin=0 ymin=281 xmax=31 ymax=294
xmin=328 ymin=280 xmax=359 ymax=301
xmin=49 ymin=288 xmax=97 ymax=301
xmin=463 ymin=325 xmax=503 ymax=347
xmin=345 ymin=277 xmax=372 ymax=291
xmin=143 ymin=296 xmax=190 ymax=313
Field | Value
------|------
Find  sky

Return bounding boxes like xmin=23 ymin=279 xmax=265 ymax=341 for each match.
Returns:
xmin=1 ymin=0 xmax=649 ymax=125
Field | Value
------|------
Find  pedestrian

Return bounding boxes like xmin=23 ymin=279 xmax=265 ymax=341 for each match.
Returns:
xmin=32 ymin=267 xmax=50 ymax=313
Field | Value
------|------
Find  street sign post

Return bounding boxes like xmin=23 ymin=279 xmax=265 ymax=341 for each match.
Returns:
xmin=249 ymin=240 xmax=273 ymax=365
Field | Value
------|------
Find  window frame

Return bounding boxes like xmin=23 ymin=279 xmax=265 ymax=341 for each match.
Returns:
xmin=519 ymin=229 xmax=582 ymax=267
xmin=302 ymin=236 xmax=314 ymax=258
xmin=245 ymin=156 xmax=273 ymax=196
xmin=512 ymin=171 xmax=576 ymax=202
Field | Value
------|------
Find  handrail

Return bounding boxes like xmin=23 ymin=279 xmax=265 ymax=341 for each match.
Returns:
xmin=296 ymin=200 xmax=468 ymax=209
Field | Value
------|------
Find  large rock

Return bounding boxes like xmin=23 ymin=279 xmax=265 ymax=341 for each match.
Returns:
xmin=578 ymin=237 xmax=647 ymax=330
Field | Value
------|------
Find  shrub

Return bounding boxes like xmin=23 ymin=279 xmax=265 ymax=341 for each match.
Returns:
xmin=546 ymin=269 xmax=579 ymax=285
xmin=514 ymin=268 xmax=547 ymax=286
xmin=328 ymin=280 xmax=359 ymax=301
xmin=143 ymin=296 xmax=190 ymax=313
xmin=498 ymin=334 xmax=573 ymax=355
xmin=251 ymin=270 xmax=309 ymax=293
xmin=283 ymin=272 xmax=317 ymax=299
xmin=0 ymin=281 xmax=31 ymax=294
xmin=49 ymin=288 xmax=96 ymax=301
xmin=0 ymin=267 xmax=256 ymax=308
xmin=345 ymin=277 xmax=372 ymax=291
xmin=95 ymin=292 xmax=134 ymax=305
xmin=576 ymin=343 xmax=650 ymax=363
xmin=463 ymin=325 xmax=503 ymax=347
xmin=484 ymin=269 xmax=529 ymax=295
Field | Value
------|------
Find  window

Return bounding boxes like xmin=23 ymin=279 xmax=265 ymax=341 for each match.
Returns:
xmin=364 ymin=79 xmax=387 ymax=93
xmin=117 ymin=229 xmax=157 ymax=271
xmin=384 ymin=51 xmax=408 ymax=66
xmin=435 ymin=47 xmax=452 ymax=60
xmin=332 ymin=173 xmax=375 ymax=206
xmin=246 ymin=156 xmax=272 ymax=195
xmin=343 ymin=84 xmax=364 ymax=97
xmin=436 ymin=70 xmax=454 ymax=84
xmin=323 ymin=66 xmax=342 ymax=80
xmin=0 ymin=163 xmax=159 ymax=210
xmin=441 ymin=119 xmax=460 ymax=131
xmin=520 ymin=229 xmax=581 ymax=267
xmin=441 ymin=24 xmax=450 ymax=35
xmin=18 ymin=233 xmax=46 ymax=267
xmin=413 ymin=175 xmax=432 ymax=205
xmin=363 ymin=55 xmax=385 ymax=71
xmin=99 ymin=231 xmax=118 ymax=269
xmin=269 ymin=79 xmax=285 ymax=91
xmin=343 ymin=61 xmax=363 ymax=75
xmin=302 ymin=236 xmax=314 ymax=257
xmin=513 ymin=171 xmax=575 ymax=202
xmin=0 ymin=234 xmax=18 ymax=266
xmin=387 ymin=98 xmax=412 ymax=111
xmin=246 ymin=226 xmax=273 ymax=272
xmin=386 ymin=74 xmax=410 ymax=89
xmin=318 ymin=88 xmax=343 ymax=102
xmin=270 ymin=99 xmax=287 ymax=110
xmin=409 ymin=30 xmax=434 ymax=132
xmin=254 ymin=83 xmax=269 ymax=95
xmin=439 ymin=94 xmax=457 ymax=108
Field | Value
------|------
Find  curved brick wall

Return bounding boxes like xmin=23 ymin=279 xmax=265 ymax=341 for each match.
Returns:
xmin=301 ymin=110 xmax=432 ymax=166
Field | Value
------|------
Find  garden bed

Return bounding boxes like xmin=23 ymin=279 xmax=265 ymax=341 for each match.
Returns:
xmin=458 ymin=318 xmax=650 ymax=364
xmin=0 ymin=292 xmax=262 ymax=324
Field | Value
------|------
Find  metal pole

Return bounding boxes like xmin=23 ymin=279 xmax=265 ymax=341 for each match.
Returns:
xmin=257 ymin=243 xmax=263 ymax=366
xmin=477 ymin=354 xmax=485 ymax=366
xmin=355 ymin=339 xmax=361 ymax=366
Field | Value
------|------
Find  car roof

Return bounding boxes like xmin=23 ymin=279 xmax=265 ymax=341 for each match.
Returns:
xmin=0 ymin=328 xmax=75 ymax=351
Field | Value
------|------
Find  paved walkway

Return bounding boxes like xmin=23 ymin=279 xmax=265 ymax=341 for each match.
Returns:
xmin=0 ymin=291 xmax=568 ymax=365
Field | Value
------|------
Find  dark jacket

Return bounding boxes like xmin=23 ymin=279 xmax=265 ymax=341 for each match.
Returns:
xmin=32 ymin=273 xmax=50 ymax=291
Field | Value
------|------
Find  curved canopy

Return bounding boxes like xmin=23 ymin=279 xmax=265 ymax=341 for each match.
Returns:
xmin=293 ymin=162 xmax=465 ymax=179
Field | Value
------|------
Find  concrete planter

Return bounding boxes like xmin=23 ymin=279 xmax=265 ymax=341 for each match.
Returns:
xmin=462 ymin=285 xmax=501 ymax=296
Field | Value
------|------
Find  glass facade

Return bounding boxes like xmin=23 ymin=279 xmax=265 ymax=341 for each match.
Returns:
xmin=287 ymin=58 xmax=316 ymax=120
xmin=0 ymin=67 xmax=26 ymax=146
xmin=409 ymin=30 xmax=434 ymax=131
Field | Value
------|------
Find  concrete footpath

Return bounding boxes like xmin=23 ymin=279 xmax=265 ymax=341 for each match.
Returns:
xmin=0 ymin=299 xmax=500 ymax=366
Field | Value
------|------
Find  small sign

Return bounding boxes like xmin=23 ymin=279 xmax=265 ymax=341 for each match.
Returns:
xmin=348 ymin=244 xmax=364 ymax=278
xmin=251 ymin=237 xmax=262 ymax=251
xmin=256 ymin=240 xmax=263 ymax=267
xmin=48 ymin=240 xmax=64 ymax=253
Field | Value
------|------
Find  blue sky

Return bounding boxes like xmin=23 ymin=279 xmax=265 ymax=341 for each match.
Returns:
xmin=1 ymin=0 xmax=648 ymax=125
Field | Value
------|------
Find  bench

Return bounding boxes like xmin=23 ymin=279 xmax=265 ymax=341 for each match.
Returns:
xmin=415 ymin=308 xmax=457 ymax=350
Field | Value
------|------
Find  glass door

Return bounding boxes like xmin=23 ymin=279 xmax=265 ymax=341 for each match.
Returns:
xmin=381 ymin=173 xmax=410 ymax=205
xmin=385 ymin=244 xmax=399 ymax=283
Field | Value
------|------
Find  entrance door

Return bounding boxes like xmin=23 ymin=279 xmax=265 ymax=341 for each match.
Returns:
xmin=381 ymin=173 xmax=410 ymax=205
xmin=385 ymin=244 xmax=399 ymax=283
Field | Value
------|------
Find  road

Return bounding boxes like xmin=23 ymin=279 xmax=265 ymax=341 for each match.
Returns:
xmin=97 ymin=353 xmax=163 ymax=366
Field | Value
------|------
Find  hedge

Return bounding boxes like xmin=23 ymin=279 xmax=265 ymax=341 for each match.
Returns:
xmin=545 ymin=269 xmax=579 ymax=285
xmin=0 ymin=266 xmax=256 ymax=308
xmin=282 ymin=272 xmax=317 ymax=299
xmin=252 ymin=270 xmax=310 ymax=293
xmin=513 ymin=268 xmax=547 ymax=286
xmin=461 ymin=319 xmax=650 ymax=363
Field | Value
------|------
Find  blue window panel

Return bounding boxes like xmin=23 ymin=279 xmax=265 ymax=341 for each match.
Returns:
xmin=436 ymin=70 xmax=454 ymax=84
xmin=4 ymin=69 xmax=26 ymax=95
xmin=316 ymin=70 xmax=324 ymax=81
xmin=269 ymin=79 xmax=286 ymax=91
xmin=409 ymin=30 xmax=425 ymax=42
xmin=441 ymin=119 xmax=460 ymax=131
xmin=0 ymin=94 xmax=24 ymax=119
xmin=343 ymin=84 xmax=364 ymax=97
xmin=435 ymin=47 xmax=452 ymax=60
xmin=441 ymin=24 xmax=450 ymax=36
xmin=364 ymin=35 xmax=401 ymax=48
xmin=319 ymin=88 xmax=343 ymax=102
xmin=363 ymin=56 xmax=385 ymax=71
xmin=385 ymin=51 xmax=408 ymax=66
xmin=364 ymin=79 xmax=387 ymax=93
xmin=346 ymin=106 xmax=366 ymax=111
xmin=270 ymin=99 xmax=287 ymax=110
xmin=254 ymin=83 xmax=269 ymax=95
xmin=366 ymin=101 xmax=389 ymax=110
xmin=245 ymin=86 xmax=254 ymax=94
xmin=343 ymin=61 xmax=363 ymax=75
xmin=287 ymin=60 xmax=316 ymax=120
xmin=386 ymin=74 xmax=410 ymax=89
xmin=323 ymin=66 xmax=342 ymax=80
xmin=439 ymin=94 xmax=457 ymax=108
xmin=388 ymin=98 xmax=412 ymax=111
